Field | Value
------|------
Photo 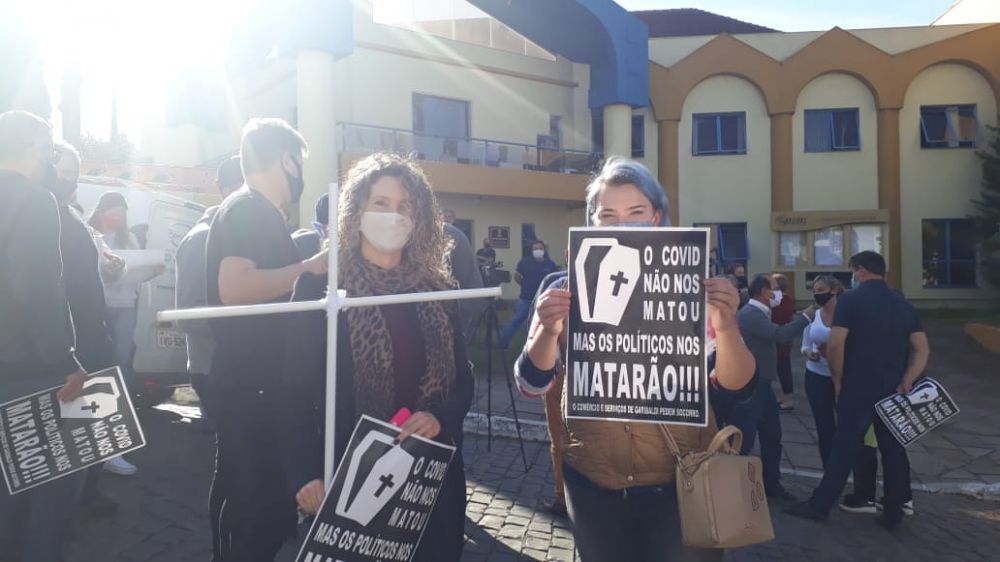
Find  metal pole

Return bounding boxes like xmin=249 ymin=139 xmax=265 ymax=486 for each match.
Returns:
xmin=156 ymin=288 xmax=500 ymax=323
xmin=324 ymin=182 xmax=339 ymax=486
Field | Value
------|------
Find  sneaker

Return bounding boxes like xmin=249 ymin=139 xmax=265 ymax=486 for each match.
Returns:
xmin=876 ymin=497 xmax=915 ymax=516
xmin=838 ymin=494 xmax=877 ymax=513
xmin=103 ymin=456 xmax=138 ymax=476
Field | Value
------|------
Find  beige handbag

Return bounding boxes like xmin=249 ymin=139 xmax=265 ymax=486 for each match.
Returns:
xmin=660 ymin=425 xmax=775 ymax=548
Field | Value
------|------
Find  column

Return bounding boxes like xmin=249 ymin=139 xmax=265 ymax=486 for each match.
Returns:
xmin=877 ymin=108 xmax=902 ymax=289
xmin=602 ymin=103 xmax=632 ymax=158
xmin=770 ymin=112 xmax=793 ymax=212
xmin=657 ymin=119 xmax=680 ymax=226
xmin=296 ymin=50 xmax=339 ymax=227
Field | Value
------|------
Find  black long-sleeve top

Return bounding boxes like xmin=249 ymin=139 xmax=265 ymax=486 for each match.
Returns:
xmin=279 ymin=272 xmax=474 ymax=496
xmin=0 ymin=171 xmax=80 ymax=392
xmin=58 ymin=205 xmax=114 ymax=372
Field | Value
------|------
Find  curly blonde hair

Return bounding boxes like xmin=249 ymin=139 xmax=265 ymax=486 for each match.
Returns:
xmin=338 ymin=153 xmax=455 ymax=288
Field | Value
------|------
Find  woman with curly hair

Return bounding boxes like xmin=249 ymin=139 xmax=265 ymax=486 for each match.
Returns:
xmin=280 ymin=153 xmax=472 ymax=561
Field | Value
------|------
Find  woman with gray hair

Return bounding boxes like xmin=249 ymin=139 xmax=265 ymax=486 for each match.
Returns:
xmin=515 ymin=157 xmax=756 ymax=561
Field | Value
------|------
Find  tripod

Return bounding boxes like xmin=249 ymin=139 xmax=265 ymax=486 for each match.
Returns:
xmin=468 ymin=297 xmax=529 ymax=471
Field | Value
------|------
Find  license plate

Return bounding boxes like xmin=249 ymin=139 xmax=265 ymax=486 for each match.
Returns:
xmin=157 ymin=329 xmax=186 ymax=349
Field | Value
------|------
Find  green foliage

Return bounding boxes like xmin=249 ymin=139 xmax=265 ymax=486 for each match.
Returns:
xmin=79 ymin=133 xmax=136 ymax=164
xmin=972 ymin=124 xmax=1000 ymax=287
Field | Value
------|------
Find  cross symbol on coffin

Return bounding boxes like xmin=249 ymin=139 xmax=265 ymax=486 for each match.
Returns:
xmin=375 ymin=473 xmax=395 ymax=497
xmin=82 ymin=401 xmax=101 ymax=414
xmin=919 ymin=392 xmax=930 ymax=401
xmin=609 ymin=270 xmax=630 ymax=296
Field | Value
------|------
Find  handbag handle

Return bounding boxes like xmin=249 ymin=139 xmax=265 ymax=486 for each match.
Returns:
xmin=706 ymin=425 xmax=743 ymax=455
xmin=659 ymin=424 xmax=744 ymax=458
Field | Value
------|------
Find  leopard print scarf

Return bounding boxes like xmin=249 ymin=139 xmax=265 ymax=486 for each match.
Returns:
xmin=342 ymin=258 xmax=456 ymax=421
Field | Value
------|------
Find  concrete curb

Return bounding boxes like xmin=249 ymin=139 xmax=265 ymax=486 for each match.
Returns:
xmin=467 ymin=414 xmax=1000 ymax=501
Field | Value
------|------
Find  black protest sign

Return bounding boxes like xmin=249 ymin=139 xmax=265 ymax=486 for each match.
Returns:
xmin=296 ymin=415 xmax=456 ymax=562
xmin=0 ymin=367 xmax=146 ymax=494
xmin=566 ymin=227 xmax=710 ymax=427
xmin=875 ymin=378 xmax=960 ymax=447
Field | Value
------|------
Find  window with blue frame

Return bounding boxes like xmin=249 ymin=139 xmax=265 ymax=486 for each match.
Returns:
xmin=920 ymin=105 xmax=978 ymax=149
xmin=692 ymin=112 xmax=746 ymax=155
xmin=804 ymin=108 xmax=860 ymax=152
xmin=922 ymin=219 xmax=978 ymax=288
xmin=695 ymin=222 xmax=749 ymax=268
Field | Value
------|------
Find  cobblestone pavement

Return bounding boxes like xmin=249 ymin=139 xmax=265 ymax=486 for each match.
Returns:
xmin=67 ymin=400 xmax=1000 ymax=562
xmin=472 ymin=320 xmax=1000 ymax=491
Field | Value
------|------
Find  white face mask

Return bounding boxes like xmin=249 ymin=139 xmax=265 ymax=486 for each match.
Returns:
xmin=769 ymin=289 xmax=783 ymax=308
xmin=532 ymin=249 xmax=545 ymax=259
xmin=360 ymin=212 xmax=413 ymax=253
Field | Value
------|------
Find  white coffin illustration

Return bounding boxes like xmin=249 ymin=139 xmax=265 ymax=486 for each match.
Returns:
xmin=907 ymin=380 xmax=940 ymax=405
xmin=335 ymin=431 xmax=415 ymax=526
xmin=59 ymin=376 xmax=122 ymax=419
xmin=574 ymin=238 xmax=641 ymax=326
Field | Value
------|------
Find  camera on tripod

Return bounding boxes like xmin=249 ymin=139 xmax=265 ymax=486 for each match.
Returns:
xmin=479 ymin=261 xmax=511 ymax=287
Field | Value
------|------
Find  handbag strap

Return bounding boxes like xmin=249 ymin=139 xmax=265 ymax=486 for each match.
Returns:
xmin=658 ymin=424 xmax=682 ymax=459
xmin=659 ymin=424 xmax=744 ymax=458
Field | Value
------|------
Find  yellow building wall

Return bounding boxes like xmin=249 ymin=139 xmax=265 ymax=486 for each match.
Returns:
xmin=678 ymin=75 xmax=773 ymax=276
xmin=899 ymin=63 xmax=998 ymax=301
xmin=793 ymin=73 xmax=879 ymax=211
xmin=435 ymin=194 xmax=580 ymax=300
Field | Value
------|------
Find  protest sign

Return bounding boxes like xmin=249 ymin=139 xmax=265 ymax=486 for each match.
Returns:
xmin=875 ymin=378 xmax=960 ymax=447
xmin=0 ymin=367 xmax=146 ymax=494
xmin=296 ymin=415 xmax=456 ymax=562
xmin=566 ymin=227 xmax=710 ymax=426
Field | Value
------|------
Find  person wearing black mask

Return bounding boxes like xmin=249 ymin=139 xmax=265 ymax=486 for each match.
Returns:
xmin=0 ymin=111 xmax=88 ymax=562
xmin=204 ymin=118 xmax=327 ymax=561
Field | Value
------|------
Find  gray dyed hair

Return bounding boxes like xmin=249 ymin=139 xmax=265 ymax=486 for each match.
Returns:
xmin=585 ymin=157 xmax=670 ymax=226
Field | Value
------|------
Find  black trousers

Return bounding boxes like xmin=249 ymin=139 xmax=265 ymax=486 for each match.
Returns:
xmin=804 ymin=370 xmax=836 ymax=469
xmin=776 ymin=355 xmax=793 ymax=395
xmin=213 ymin=386 xmax=297 ymax=562
xmin=563 ymin=466 xmax=721 ymax=562
xmin=808 ymin=393 xmax=911 ymax=521
xmin=728 ymin=381 xmax=783 ymax=491
xmin=852 ymin=439 xmax=913 ymax=504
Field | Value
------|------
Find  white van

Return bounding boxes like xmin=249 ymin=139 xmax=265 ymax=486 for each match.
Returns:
xmin=76 ymin=176 xmax=208 ymax=407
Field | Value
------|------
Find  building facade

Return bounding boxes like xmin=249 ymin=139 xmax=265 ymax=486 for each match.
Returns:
xmin=132 ymin=1 xmax=1000 ymax=305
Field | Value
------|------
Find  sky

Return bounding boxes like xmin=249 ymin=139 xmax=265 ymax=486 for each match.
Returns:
xmin=616 ymin=0 xmax=957 ymax=32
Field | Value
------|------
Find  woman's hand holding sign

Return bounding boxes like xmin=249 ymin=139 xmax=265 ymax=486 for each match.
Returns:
xmin=525 ymin=285 xmax=571 ymax=373
xmin=297 ymin=479 xmax=326 ymax=515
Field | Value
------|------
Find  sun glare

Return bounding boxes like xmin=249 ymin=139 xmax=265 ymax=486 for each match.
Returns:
xmin=18 ymin=0 xmax=249 ymax=142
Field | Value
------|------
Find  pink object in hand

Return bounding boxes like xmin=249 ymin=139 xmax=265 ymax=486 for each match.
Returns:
xmin=389 ymin=408 xmax=412 ymax=427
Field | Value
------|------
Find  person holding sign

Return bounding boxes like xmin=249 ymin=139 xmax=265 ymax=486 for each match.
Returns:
xmin=0 ymin=111 xmax=89 ymax=562
xmin=786 ymin=251 xmax=929 ymax=531
xmin=514 ymin=158 xmax=755 ymax=561
xmin=281 ymin=153 xmax=473 ymax=562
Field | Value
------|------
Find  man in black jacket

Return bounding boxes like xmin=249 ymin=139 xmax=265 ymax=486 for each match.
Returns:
xmin=51 ymin=141 xmax=123 ymax=517
xmin=0 ymin=111 xmax=88 ymax=562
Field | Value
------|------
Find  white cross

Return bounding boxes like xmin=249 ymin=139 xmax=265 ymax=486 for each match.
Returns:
xmin=158 ymin=183 xmax=500 ymax=485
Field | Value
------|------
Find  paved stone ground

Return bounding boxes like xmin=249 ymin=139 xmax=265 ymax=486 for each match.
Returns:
xmin=471 ymin=320 xmax=1000 ymax=491
xmin=66 ymin=405 xmax=1000 ymax=562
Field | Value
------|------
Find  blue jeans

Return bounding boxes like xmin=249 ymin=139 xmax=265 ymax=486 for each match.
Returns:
xmin=563 ymin=465 xmax=721 ymax=562
xmin=804 ymin=370 xmax=836 ymax=469
xmin=727 ymin=380 xmax=783 ymax=491
xmin=499 ymin=299 xmax=532 ymax=349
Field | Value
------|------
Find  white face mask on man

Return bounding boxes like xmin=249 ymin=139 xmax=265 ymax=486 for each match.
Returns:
xmin=360 ymin=211 xmax=413 ymax=253
xmin=769 ymin=289 xmax=783 ymax=308
xmin=532 ymin=249 xmax=545 ymax=259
